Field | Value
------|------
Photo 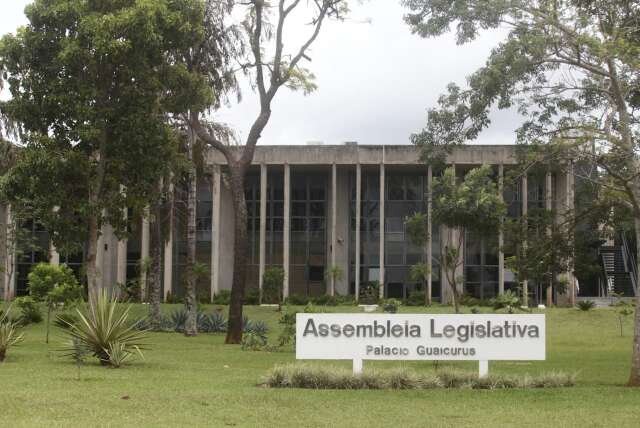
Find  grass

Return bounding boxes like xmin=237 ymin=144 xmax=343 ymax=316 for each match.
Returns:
xmin=1 ymin=303 xmax=640 ymax=427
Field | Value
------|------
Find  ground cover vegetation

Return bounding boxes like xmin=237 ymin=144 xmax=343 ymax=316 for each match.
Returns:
xmin=0 ymin=303 xmax=639 ymax=426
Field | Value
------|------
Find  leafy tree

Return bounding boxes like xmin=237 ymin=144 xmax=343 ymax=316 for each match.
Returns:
xmin=402 ymin=0 xmax=640 ymax=386
xmin=28 ymin=263 xmax=82 ymax=343
xmin=190 ymin=0 xmax=351 ymax=343
xmin=0 ymin=0 xmax=208 ymax=296
xmin=405 ymin=212 xmax=432 ymax=305
xmin=263 ymin=266 xmax=285 ymax=306
xmin=432 ymin=165 xmax=504 ymax=313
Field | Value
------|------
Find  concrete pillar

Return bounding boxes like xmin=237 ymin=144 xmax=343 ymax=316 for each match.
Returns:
xmin=545 ymin=170 xmax=553 ymax=306
xmin=567 ymin=162 xmax=576 ymax=306
xmin=330 ymin=163 xmax=337 ymax=296
xmin=258 ymin=164 xmax=268 ymax=301
xmin=355 ymin=164 xmax=362 ymax=301
xmin=163 ymin=181 xmax=174 ymax=301
xmin=50 ymin=242 xmax=60 ymax=266
xmin=211 ymin=166 xmax=221 ymax=299
xmin=283 ymin=163 xmax=291 ymax=298
xmin=379 ymin=163 xmax=385 ymax=299
xmin=116 ymin=204 xmax=128 ymax=287
xmin=498 ymin=164 xmax=504 ymax=295
xmin=140 ymin=210 xmax=150 ymax=300
xmin=427 ymin=165 xmax=433 ymax=303
xmin=522 ymin=173 xmax=528 ymax=307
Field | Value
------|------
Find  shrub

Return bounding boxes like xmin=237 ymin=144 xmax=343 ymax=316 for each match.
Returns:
xmin=311 ymin=294 xmax=338 ymax=306
xmin=205 ymin=312 xmax=228 ymax=333
xmin=404 ymin=290 xmax=425 ymax=306
xmin=15 ymin=296 xmax=43 ymax=325
xmin=490 ymin=290 xmax=521 ymax=312
xmin=241 ymin=332 xmax=268 ymax=351
xmin=263 ymin=267 xmax=285 ymax=304
xmin=335 ymin=294 xmax=356 ymax=306
xmin=0 ymin=306 xmax=24 ymax=362
xmin=58 ymin=290 xmax=148 ymax=367
xmin=382 ymin=298 xmax=401 ymax=313
xmin=577 ymin=300 xmax=596 ymax=311
xmin=244 ymin=319 xmax=269 ymax=340
xmin=169 ymin=308 xmax=188 ymax=332
xmin=261 ymin=364 xmax=576 ymax=390
xmin=359 ymin=281 xmax=380 ymax=304
xmin=285 ymin=294 xmax=310 ymax=306
xmin=244 ymin=288 xmax=260 ymax=305
xmin=212 ymin=290 xmax=231 ymax=305
xmin=118 ymin=279 xmax=141 ymax=302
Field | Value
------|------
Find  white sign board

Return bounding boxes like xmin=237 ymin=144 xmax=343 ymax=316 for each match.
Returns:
xmin=296 ymin=314 xmax=545 ymax=375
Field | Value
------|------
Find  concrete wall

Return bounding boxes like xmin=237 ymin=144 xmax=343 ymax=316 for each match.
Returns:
xmin=333 ymin=166 xmax=351 ymax=295
xmin=218 ymin=178 xmax=236 ymax=292
xmin=0 ymin=204 xmax=8 ymax=298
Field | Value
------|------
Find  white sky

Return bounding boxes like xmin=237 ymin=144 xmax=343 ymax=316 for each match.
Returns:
xmin=1 ymin=0 xmax=520 ymax=146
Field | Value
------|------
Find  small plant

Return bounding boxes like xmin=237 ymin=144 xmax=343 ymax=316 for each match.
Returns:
xmin=577 ymin=300 xmax=596 ymax=311
xmin=408 ymin=263 xmax=431 ymax=305
xmin=169 ymin=308 xmax=188 ymax=332
xmin=28 ymin=262 xmax=83 ymax=343
xmin=212 ymin=290 xmax=231 ymax=305
xmin=470 ymin=307 xmax=480 ymax=314
xmin=285 ymin=294 xmax=310 ymax=306
xmin=277 ymin=308 xmax=298 ymax=347
xmin=0 ymin=306 xmax=24 ymax=362
xmin=241 ymin=332 xmax=268 ymax=351
xmin=58 ymin=290 xmax=148 ymax=367
xmin=404 ymin=290 xmax=426 ymax=306
xmin=311 ymin=294 xmax=338 ymax=306
xmin=244 ymin=288 xmax=260 ymax=305
xmin=382 ymin=299 xmax=401 ymax=313
xmin=206 ymin=312 xmax=228 ymax=333
xmin=60 ymin=337 xmax=91 ymax=379
xmin=245 ymin=320 xmax=269 ymax=340
xmin=490 ymin=290 xmax=521 ymax=313
xmin=360 ymin=281 xmax=381 ymax=305
xmin=14 ymin=296 xmax=43 ymax=325
xmin=118 ymin=279 xmax=141 ymax=303
xmin=617 ymin=306 xmax=634 ymax=337
xmin=262 ymin=267 xmax=285 ymax=305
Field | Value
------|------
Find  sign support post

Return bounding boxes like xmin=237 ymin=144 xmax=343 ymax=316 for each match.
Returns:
xmin=353 ymin=359 xmax=363 ymax=375
xmin=479 ymin=360 xmax=489 ymax=378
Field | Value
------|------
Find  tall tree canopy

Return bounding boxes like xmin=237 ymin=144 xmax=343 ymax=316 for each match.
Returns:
xmin=403 ymin=0 xmax=640 ymax=385
xmin=0 ymin=0 xmax=210 ymax=294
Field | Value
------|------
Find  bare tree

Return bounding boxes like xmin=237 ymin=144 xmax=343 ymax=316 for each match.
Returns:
xmin=191 ymin=0 xmax=350 ymax=343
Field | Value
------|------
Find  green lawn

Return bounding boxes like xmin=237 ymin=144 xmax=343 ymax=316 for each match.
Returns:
xmin=1 ymin=304 xmax=639 ymax=427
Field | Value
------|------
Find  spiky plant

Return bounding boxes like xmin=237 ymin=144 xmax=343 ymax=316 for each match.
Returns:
xmin=0 ymin=306 xmax=24 ymax=362
xmin=58 ymin=290 xmax=148 ymax=367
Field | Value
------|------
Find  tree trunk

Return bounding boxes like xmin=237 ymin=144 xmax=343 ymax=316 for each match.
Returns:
xmin=184 ymin=128 xmax=198 ymax=337
xmin=148 ymin=199 xmax=163 ymax=330
xmin=86 ymin=212 xmax=100 ymax=299
xmin=627 ymin=216 xmax=640 ymax=386
xmin=226 ymin=169 xmax=249 ymax=344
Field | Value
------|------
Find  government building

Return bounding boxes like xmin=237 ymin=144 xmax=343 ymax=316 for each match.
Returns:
xmin=1 ymin=144 xmax=636 ymax=303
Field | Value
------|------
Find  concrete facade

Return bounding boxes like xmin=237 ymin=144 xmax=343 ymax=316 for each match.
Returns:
xmin=1 ymin=144 xmax=585 ymax=304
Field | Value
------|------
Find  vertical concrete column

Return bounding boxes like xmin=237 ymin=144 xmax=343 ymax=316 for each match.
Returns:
xmin=427 ymin=165 xmax=433 ymax=303
xmin=379 ymin=163 xmax=385 ymax=299
xmin=545 ymin=171 xmax=553 ymax=306
xmin=355 ymin=163 xmax=362 ymax=302
xmin=283 ymin=163 xmax=291 ymax=298
xmin=211 ymin=166 xmax=222 ymax=299
xmin=50 ymin=243 xmax=60 ymax=266
xmin=140 ymin=210 xmax=150 ymax=300
xmin=522 ymin=173 xmax=528 ymax=307
xmin=498 ymin=164 xmax=505 ymax=295
xmin=163 ymin=180 xmax=174 ymax=301
xmin=258 ymin=164 xmax=268 ymax=301
xmin=116 ymin=198 xmax=128 ymax=287
xmin=567 ymin=162 xmax=576 ymax=306
xmin=330 ymin=163 xmax=337 ymax=296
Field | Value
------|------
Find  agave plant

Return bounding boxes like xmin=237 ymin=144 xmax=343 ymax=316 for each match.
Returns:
xmin=245 ymin=320 xmax=269 ymax=340
xmin=58 ymin=290 xmax=148 ymax=367
xmin=169 ymin=309 xmax=188 ymax=332
xmin=0 ymin=306 xmax=24 ymax=362
xmin=207 ymin=312 xmax=227 ymax=333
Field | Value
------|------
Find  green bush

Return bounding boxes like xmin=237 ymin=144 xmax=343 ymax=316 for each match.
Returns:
xmin=241 ymin=332 xmax=268 ymax=351
xmin=382 ymin=298 xmax=401 ymax=313
xmin=0 ymin=306 xmax=24 ymax=362
xmin=285 ymin=294 xmax=310 ymax=306
xmin=359 ymin=281 xmax=380 ymax=305
xmin=58 ymin=290 xmax=148 ymax=367
xmin=261 ymin=364 xmax=577 ymax=390
xmin=490 ymin=290 xmax=521 ymax=312
xmin=212 ymin=290 xmax=231 ymax=305
xmin=577 ymin=300 xmax=596 ymax=311
xmin=334 ymin=294 xmax=356 ymax=306
xmin=404 ymin=290 xmax=425 ymax=306
xmin=262 ymin=267 xmax=285 ymax=304
xmin=118 ymin=279 xmax=141 ymax=302
xmin=15 ymin=297 xmax=43 ymax=325
xmin=311 ymin=294 xmax=338 ymax=306
xmin=244 ymin=288 xmax=260 ymax=305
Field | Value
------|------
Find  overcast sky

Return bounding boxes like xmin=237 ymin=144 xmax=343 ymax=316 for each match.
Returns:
xmin=1 ymin=0 xmax=520 ymax=146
